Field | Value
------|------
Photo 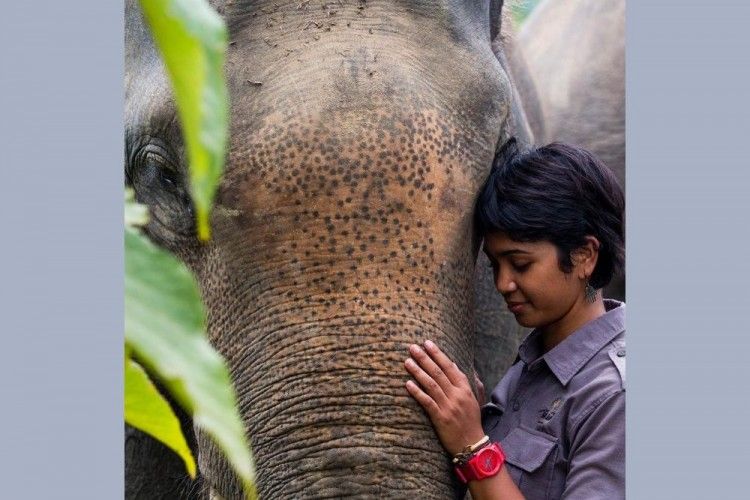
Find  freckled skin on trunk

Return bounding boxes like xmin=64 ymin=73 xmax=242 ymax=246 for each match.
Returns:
xmin=125 ymin=0 xmax=527 ymax=497
xmin=199 ymin=100 xmax=502 ymax=496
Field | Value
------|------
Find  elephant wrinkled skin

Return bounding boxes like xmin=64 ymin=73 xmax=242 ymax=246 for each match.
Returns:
xmin=125 ymin=0 xmax=532 ymax=498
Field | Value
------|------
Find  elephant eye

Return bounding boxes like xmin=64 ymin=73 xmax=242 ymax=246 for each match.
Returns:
xmin=126 ymin=140 xmax=196 ymax=244
xmin=133 ymin=145 xmax=182 ymax=192
xmin=148 ymin=152 xmax=179 ymax=188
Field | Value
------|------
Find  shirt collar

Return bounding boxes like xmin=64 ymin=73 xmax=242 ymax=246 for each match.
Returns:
xmin=517 ymin=299 xmax=626 ymax=386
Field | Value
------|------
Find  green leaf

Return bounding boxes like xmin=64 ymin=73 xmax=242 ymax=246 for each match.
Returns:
xmin=125 ymin=227 xmax=257 ymax=497
xmin=138 ymin=0 xmax=229 ymax=241
xmin=125 ymin=188 xmax=150 ymax=228
xmin=511 ymin=0 xmax=542 ymax=26
xmin=125 ymin=356 xmax=197 ymax=478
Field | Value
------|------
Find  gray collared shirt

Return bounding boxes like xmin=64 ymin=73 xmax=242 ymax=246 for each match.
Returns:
xmin=481 ymin=300 xmax=625 ymax=499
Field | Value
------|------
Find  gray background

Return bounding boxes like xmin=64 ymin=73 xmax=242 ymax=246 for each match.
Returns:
xmin=0 ymin=1 xmax=124 ymax=496
xmin=1 ymin=0 xmax=748 ymax=497
xmin=627 ymin=2 xmax=750 ymax=498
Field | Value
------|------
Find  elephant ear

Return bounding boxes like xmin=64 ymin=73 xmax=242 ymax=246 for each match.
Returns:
xmin=489 ymin=0 xmax=508 ymax=42
xmin=472 ymin=0 xmax=535 ymax=393
xmin=487 ymin=0 xmax=537 ymax=148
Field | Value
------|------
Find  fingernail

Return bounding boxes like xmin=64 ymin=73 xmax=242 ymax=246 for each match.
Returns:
xmin=409 ymin=344 xmax=421 ymax=354
xmin=425 ymin=340 xmax=435 ymax=349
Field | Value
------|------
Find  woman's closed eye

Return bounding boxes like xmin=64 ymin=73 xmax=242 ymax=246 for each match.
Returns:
xmin=486 ymin=260 xmax=529 ymax=275
xmin=511 ymin=261 xmax=531 ymax=272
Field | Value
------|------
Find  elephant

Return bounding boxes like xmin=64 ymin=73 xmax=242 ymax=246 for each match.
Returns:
xmin=512 ymin=0 xmax=626 ymax=299
xmin=126 ymin=0 xmax=533 ymax=497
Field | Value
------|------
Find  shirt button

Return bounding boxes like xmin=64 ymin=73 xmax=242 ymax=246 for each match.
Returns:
xmin=512 ymin=400 xmax=520 ymax=411
xmin=617 ymin=349 xmax=626 ymax=357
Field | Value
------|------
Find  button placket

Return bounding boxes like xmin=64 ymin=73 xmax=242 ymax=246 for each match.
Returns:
xmin=510 ymin=367 xmax=532 ymax=414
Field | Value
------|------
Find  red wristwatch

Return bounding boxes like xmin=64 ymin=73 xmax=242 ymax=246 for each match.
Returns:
xmin=454 ymin=442 xmax=505 ymax=484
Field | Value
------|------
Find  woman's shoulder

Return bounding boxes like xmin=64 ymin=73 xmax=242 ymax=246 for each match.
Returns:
xmin=565 ymin=331 xmax=625 ymax=426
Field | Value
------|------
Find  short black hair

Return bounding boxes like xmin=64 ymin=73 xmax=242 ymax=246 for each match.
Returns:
xmin=476 ymin=139 xmax=625 ymax=289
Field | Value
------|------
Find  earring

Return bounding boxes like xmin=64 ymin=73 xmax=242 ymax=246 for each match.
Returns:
xmin=584 ymin=280 xmax=597 ymax=303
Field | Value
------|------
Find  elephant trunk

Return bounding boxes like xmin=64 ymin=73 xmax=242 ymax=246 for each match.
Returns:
xmin=198 ymin=315 xmax=474 ymax=498
xmin=196 ymin=223 xmax=478 ymax=497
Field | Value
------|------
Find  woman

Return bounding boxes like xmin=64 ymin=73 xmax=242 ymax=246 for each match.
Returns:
xmin=405 ymin=140 xmax=625 ymax=499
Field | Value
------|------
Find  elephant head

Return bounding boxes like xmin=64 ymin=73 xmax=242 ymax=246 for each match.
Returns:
xmin=126 ymin=0 xmax=531 ymax=497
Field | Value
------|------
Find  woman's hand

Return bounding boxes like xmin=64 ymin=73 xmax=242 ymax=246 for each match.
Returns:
xmin=404 ymin=340 xmax=485 ymax=456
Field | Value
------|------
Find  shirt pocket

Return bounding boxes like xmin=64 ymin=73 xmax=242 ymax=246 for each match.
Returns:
xmin=500 ymin=426 xmax=558 ymax=499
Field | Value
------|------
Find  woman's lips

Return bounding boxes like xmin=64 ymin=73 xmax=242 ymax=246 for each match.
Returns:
xmin=506 ymin=301 xmax=527 ymax=314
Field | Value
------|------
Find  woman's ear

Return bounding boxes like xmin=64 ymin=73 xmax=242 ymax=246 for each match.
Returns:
xmin=572 ymin=236 xmax=601 ymax=280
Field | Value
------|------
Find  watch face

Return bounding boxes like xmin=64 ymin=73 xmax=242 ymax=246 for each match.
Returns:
xmin=477 ymin=448 xmax=501 ymax=474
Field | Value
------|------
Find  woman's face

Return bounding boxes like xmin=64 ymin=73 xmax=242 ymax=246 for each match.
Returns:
xmin=483 ymin=231 xmax=587 ymax=333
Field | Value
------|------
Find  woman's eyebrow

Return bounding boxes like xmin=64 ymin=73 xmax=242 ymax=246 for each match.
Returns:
xmin=483 ymin=248 xmax=531 ymax=260
xmin=491 ymin=249 xmax=532 ymax=259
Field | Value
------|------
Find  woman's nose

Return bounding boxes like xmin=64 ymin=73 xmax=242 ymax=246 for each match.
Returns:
xmin=495 ymin=270 xmax=517 ymax=294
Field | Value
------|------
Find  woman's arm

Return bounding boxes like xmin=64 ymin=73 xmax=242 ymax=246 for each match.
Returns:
xmin=562 ymin=390 xmax=625 ymax=498
xmin=404 ymin=340 xmax=525 ymax=500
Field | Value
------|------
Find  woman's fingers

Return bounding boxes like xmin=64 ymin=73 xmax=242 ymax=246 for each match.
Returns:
xmin=404 ymin=343 xmax=485 ymax=456
xmin=405 ymin=355 xmax=447 ymax=405
xmin=423 ymin=340 xmax=469 ymax=387
xmin=405 ymin=380 xmax=440 ymax=418
xmin=408 ymin=344 xmax=454 ymax=395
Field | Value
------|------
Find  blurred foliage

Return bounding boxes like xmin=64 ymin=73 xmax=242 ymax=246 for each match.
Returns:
xmin=125 ymin=0 xmax=256 ymax=497
xmin=125 ymin=355 xmax=197 ymax=477
xmin=138 ymin=0 xmax=229 ymax=241
xmin=124 ymin=197 xmax=256 ymax=497
xmin=511 ymin=0 xmax=543 ymax=26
